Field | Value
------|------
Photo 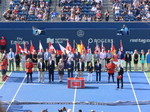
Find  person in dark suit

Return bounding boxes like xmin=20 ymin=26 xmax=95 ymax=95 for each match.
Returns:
xmin=77 ymin=58 xmax=84 ymax=77
xmin=37 ymin=58 xmax=45 ymax=83
xmin=26 ymin=50 xmax=32 ymax=60
xmin=125 ymin=52 xmax=132 ymax=71
xmin=74 ymin=49 xmax=81 ymax=71
xmin=95 ymin=60 xmax=101 ymax=83
xmin=47 ymin=57 xmax=55 ymax=82
xmin=67 ymin=58 xmax=74 ymax=77
xmin=38 ymin=49 xmax=44 ymax=61
xmin=87 ymin=62 xmax=93 ymax=82
xmin=116 ymin=64 xmax=124 ymax=89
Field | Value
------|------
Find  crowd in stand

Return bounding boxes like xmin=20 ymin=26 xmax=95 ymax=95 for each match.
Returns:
xmin=3 ymin=0 xmax=51 ymax=21
xmin=112 ymin=0 xmax=150 ymax=21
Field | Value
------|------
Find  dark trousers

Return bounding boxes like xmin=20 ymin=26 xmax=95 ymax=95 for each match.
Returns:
xmin=26 ymin=72 xmax=32 ymax=83
xmin=108 ymin=73 xmax=114 ymax=82
xmin=48 ymin=71 xmax=54 ymax=82
xmin=68 ymin=70 xmax=73 ymax=77
xmin=96 ymin=71 xmax=101 ymax=82
xmin=45 ymin=60 xmax=48 ymax=71
xmin=126 ymin=61 xmax=131 ymax=71
xmin=117 ymin=78 xmax=123 ymax=88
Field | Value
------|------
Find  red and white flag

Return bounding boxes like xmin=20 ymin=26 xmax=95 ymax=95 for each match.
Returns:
xmin=16 ymin=43 xmax=23 ymax=53
xmin=39 ymin=41 xmax=44 ymax=52
xmin=48 ymin=42 xmax=56 ymax=53
xmin=120 ymin=40 xmax=123 ymax=51
xmin=23 ymin=42 xmax=28 ymax=53
xmin=94 ymin=41 xmax=100 ymax=54
xmin=66 ymin=40 xmax=72 ymax=51
xmin=30 ymin=40 xmax=35 ymax=54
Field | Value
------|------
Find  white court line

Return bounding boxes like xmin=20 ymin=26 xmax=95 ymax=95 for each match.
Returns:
xmin=144 ymin=72 xmax=150 ymax=85
xmin=0 ymin=72 xmax=12 ymax=90
xmin=6 ymin=74 xmax=26 ymax=112
xmin=72 ymin=87 xmax=77 ymax=112
xmin=127 ymin=72 xmax=141 ymax=112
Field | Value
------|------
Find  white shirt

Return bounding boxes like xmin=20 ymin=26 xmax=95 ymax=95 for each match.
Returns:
xmin=40 ymin=62 xmax=42 ymax=69
xmin=80 ymin=62 xmax=82 ymax=69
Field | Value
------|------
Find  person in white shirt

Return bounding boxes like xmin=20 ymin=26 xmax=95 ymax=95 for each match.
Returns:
xmin=115 ymin=5 xmax=120 ymax=15
xmin=91 ymin=5 xmax=97 ymax=12
xmin=100 ymin=49 xmax=106 ymax=71
xmin=68 ymin=51 xmax=74 ymax=61
xmin=8 ymin=48 xmax=15 ymax=71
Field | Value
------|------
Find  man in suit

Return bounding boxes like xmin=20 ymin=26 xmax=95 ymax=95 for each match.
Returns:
xmin=47 ymin=57 xmax=55 ymax=82
xmin=74 ymin=49 xmax=81 ymax=71
xmin=44 ymin=48 xmax=51 ymax=71
xmin=67 ymin=58 xmax=74 ymax=77
xmin=116 ymin=64 xmax=124 ymax=89
xmin=77 ymin=58 xmax=85 ymax=77
xmin=94 ymin=51 xmax=100 ymax=64
xmin=8 ymin=48 xmax=15 ymax=71
xmin=118 ymin=48 xmax=124 ymax=68
xmin=125 ymin=52 xmax=132 ymax=71
xmin=37 ymin=58 xmax=45 ymax=83
xmin=38 ymin=49 xmax=44 ymax=61
xmin=26 ymin=50 xmax=32 ymax=60
xmin=95 ymin=60 xmax=101 ymax=83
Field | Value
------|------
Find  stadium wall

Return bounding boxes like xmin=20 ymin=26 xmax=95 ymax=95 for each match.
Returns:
xmin=0 ymin=22 xmax=150 ymax=52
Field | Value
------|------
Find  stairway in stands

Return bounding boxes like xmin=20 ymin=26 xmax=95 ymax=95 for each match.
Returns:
xmin=102 ymin=0 xmax=114 ymax=21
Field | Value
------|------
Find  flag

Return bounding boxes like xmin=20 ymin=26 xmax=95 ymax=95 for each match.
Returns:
xmin=86 ymin=42 xmax=91 ymax=53
xmin=66 ymin=40 xmax=72 ymax=51
xmin=111 ymin=41 xmax=116 ymax=55
xmin=16 ymin=43 xmax=23 ymax=53
xmin=30 ymin=40 xmax=35 ymax=53
xmin=23 ymin=42 xmax=28 ymax=53
xmin=39 ymin=41 xmax=44 ymax=52
xmin=48 ymin=42 xmax=56 ymax=53
xmin=94 ymin=41 xmax=100 ymax=54
xmin=72 ymin=40 xmax=77 ymax=53
xmin=120 ymin=40 xmax=123 ymax=51
xmin=80 ymin=40 xmax=85 ymax=53
xmin=77 ymin=44 xmax=82 ymax=53
xmin=57 ymin=43 xmax=69 ymax=55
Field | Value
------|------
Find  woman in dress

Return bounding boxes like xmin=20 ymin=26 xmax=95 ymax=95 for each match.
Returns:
xmin=15 ymin=52 xmax=21 ymax=71
xmin=62 ymin=50 xmax=68 ymax=70
xmin=140 ymin=50 xmax=146 ymax=71
xmin=21 ymin=52 xmax=26 ymax=71
xmin=56 ymin=51 xmax=61 ymax=66
xmin=32 ymin=50 xmax=38 ymax=71
xmin=51 ymin=50 xmax=56 ymax=63
xmin=87 ymin=62 xmax=93 ymax=82
xmin=58 ymin=59 xmax=64 ymax=82
xmin=133 ymin=49 xmax=139 ymax=71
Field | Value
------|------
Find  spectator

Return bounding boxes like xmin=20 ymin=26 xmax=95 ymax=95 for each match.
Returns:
xmin=87 ymin=15 xmax=92 ymax=21
xmin=81 ymin=14 xmax=87 ymax=21
xmin=91 ymin=5 xmax=97 ymax=12
xmin=95 ymin=10 xmax=102 ymax=21
xmin=104 ymin=10 xmax=109 ymax=21
xmin=75 ymin=15 xmax=80 ymax=21
xmin=50 ymin=9 xmax=59 ymax=21
xmin=114 ymin=4 xmax=120 ymax=15
xmin=10 ymin=0 xmax=14 ymax=5
xmin=119 ymin=16 xmax=124 ymax=21
xmin=60 ymin=14 xmax=66 ymax=21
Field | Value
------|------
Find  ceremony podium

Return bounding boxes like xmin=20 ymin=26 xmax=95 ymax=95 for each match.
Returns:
xmin=68 ymin=77 xmax=85 ymax=88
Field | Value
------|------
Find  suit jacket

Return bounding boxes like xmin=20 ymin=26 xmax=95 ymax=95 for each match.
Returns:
xmin=95 ymin=63 xmax=101 ymax=72
xmin=67 ymin=61 xmax=74 ymax=71
xmin=77 ymin=62 xmax=84 ymax=71
xmin=125 ymin=54 xmax=132 ymax=62
xmin=118 ymin=67 xmax=124 ymax=76
xmin=37 ymin=62 xmax=45 ymax=71
xmin=47 ymin=60 xmax=55 ymax=71
xmin=74 ymin=52 xmax=81 ymax=61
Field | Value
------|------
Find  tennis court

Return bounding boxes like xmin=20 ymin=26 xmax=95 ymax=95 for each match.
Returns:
xmin=0 ymin=71 xmax=150 ymax=112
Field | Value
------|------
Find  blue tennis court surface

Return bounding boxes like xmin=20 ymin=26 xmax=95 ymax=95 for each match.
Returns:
xmin=0 ymin=71 xmax=150 ymax=112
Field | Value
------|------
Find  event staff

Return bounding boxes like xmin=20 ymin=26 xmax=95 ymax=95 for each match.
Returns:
xmin=106 ymin=59 xmax=116 ymax=83
xmin=87 ymin=62 xmax=93 ymax=82
xmin=0 ymin=36 xmax=6 ymax=52
xmin=125 ymin=52 xmax=132 ymax=71
xmin=37 ymin=58 xmax=45 ymax=83
xmin=67 ymin=58 xmax=74 ymax=77
xmin=47 ymin=57 xmax=55 ymax=82
xmin=77 ymin=58 xmax=84 ymax=77
xmin=95 ymin=60 xmax=101 ymax=83
xmin=100 ymin=49 xmax=106 ymax=71
xmin=25 ymin=58 xmax=33 ymax=83
xmin=1 ymin=54 xmax=8 ymax=82
xmin=74 ymin=49 xmax=81 ymax=71
xmin=116 ymin=64 xmax=124 ymax=89
xmin=44 ymin=48 xmax=51 ymax=71
xmin=118 ymin=48 xmax=124 ymax=68
xmin=7 ymin=48 xmax=15 ymax=71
